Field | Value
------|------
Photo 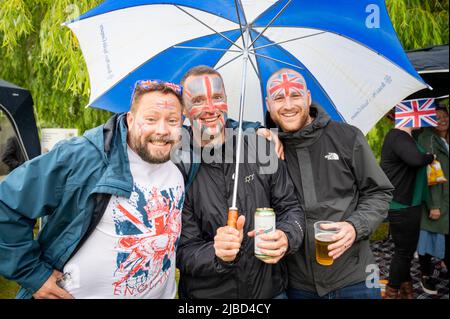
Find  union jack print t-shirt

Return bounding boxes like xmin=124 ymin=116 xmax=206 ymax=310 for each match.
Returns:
xmin=63 ymin=146 xmax=184 ymax=298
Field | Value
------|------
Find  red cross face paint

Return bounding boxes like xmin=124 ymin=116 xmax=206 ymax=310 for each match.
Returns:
xmin=266 ymin=71 xmax=312 ymax=133
xmin=154 ymin=99 xmax=180 ymax=110
xmin=268 ymin=72 xmax=306 ymax=101
xmin=184 ymin=75 xmax=228 ymax=143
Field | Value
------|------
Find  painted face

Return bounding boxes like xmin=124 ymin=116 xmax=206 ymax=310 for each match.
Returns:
xmin=268 ymin=72 xmax=307 ymax=100
xmin=436 ymin=109 xmax=449 ymax=132
xmin=127 ymin=91 xmax=182 ymax=164
xmin=183 ymin=74 xmax=228 ymax=142
xmin=266 ymin=71 xmax=312 ymax=132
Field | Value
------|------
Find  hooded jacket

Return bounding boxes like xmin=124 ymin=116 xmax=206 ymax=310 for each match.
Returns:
xmin=278 ymin=105 xmax=393 ymax=296
xmin=176 ymin=120 xmax=305 ymax=299
xmin=0 ymin=114 xmax=135 ymax=299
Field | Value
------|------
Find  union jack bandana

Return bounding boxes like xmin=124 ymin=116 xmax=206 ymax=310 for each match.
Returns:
xmin=395 ymin=98 xmax=437 ymax=128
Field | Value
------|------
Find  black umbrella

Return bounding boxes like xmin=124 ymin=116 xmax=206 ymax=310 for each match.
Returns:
xmin=405 ymin=44 xmax=449 ymax=100
xmin=0 ymin=79 xmax=40 ymax=161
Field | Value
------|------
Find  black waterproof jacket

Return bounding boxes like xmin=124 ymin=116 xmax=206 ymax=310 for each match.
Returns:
xmin=279 ymin=105 xmax=394 ymax=296
xmin=176 ymin=122 xmax=305 ymax=299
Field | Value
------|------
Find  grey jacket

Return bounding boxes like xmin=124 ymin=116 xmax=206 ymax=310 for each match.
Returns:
xmin=279 ymin=105 xmax=394 ymax=296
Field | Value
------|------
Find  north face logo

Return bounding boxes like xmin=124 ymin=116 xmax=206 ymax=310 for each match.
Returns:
xmin=324 ymin=152 xmax=339 ymax=160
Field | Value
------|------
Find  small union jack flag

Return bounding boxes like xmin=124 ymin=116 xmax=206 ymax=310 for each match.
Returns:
xmin=395 ymin=98 xmax=437 ymax=128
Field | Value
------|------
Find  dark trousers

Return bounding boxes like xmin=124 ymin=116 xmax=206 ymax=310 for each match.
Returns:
xmin=420 ymin=234 xmax=450 ymax=276
xmin=287 ymin=282 xmax=381 ymax=299
xmin=419 ymin=254 xmax=433 ymax=276
xmin=388 ymin=205 xmax=422 ymax=288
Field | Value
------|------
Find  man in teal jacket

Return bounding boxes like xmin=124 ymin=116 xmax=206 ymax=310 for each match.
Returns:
xmin=0 ymin=81 xmax=187 ymax=299
xmin=0 ymin=78 xmax=273 ymax=299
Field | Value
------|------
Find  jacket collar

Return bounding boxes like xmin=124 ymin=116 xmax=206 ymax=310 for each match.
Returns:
xmin=83 ymin=113 xmax=134 ymax=197
xmin=278 ymin=104 xmax=331 ymax=148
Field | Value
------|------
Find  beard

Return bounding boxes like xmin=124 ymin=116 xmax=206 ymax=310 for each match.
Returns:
xmin=201 ymin=122 xmax=223 ymax=138
xmin=130 ymin=134 xmax=175 ymax=164
xmin=194 ymin=113 xmax=228 ymax=144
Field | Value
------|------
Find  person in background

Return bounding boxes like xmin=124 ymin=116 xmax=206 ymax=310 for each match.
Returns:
xmin=380 ymin=109 xmax=435 ymax=299
xmin=416 ymin=104 xmax=449 ymax=294
xmin=1 ymin=135 xmax=25 ymax=172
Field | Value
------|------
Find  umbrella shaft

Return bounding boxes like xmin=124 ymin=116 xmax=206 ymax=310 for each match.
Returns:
xmin=231 ymin=27 xmax=251 ymax=209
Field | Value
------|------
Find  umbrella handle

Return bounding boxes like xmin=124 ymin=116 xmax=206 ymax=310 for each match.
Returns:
xmin=227 ymin=207 xmax=239 ymax=229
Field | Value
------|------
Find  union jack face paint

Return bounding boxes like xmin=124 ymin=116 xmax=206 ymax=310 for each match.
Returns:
xmin=184 ymin=75 xmax=228 ymax=140
xmin=268 ymin=72 xmax=306 ymax=101
xmin=266 ymin=70 xmax=312 ymax=132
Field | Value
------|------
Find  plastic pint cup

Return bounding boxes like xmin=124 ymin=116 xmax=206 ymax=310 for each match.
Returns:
xmin=314 ymin=221 xmax=340 ymax=266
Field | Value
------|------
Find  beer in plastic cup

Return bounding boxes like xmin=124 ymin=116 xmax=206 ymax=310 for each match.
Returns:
xmin=314 ymin=221 xmax=340 ymax=266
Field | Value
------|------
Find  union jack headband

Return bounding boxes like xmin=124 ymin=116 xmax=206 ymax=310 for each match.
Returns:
xmin=134 ymin=79 xmax=183 ymax=95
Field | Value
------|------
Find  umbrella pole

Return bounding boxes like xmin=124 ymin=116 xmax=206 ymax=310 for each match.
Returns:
xmin=231 ymin=27 xmax=251 ymax=210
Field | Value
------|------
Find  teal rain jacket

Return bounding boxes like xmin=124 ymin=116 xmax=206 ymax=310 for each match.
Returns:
xmin=0 ymin=114 xmax=133 ymax=298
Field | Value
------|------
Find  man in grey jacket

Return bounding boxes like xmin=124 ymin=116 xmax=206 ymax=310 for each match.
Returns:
xmin=265 ymin=68 xmax=394 ymax=299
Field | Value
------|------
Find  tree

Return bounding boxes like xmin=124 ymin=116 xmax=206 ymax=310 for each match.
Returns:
xmin=387 ymin=0 xmax=448 ymax=50
xmin=0 ymin=0 xmax=109 ymax=134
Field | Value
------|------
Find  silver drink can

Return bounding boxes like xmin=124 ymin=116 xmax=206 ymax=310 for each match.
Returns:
xmin=254 ymin=208 xmax=275 ymax=260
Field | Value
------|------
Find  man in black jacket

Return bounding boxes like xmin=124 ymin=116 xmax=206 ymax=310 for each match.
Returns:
xmin=176 ymin=66 xmax=305 ymax=299
xmin=265 ymin=68 xmax=394 ymax=299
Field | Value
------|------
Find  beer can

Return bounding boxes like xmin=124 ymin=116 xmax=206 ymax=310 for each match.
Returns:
xmin=254 ymin=208 xmax=275 ymax=260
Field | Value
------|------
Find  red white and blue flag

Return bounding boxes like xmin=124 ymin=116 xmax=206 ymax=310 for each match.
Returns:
xmin=268 ymin=72 xmax=305 ymax=99
xmin=395 ymin=98 xmax=437 ymax=128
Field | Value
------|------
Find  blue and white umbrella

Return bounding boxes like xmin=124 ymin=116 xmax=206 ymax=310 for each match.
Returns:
xmin=66 ymin=0 xmax=427 ymax=135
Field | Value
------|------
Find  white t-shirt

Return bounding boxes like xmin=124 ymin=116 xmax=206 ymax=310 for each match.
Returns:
xmin=63 ymin=146 xmax=184 ymax=299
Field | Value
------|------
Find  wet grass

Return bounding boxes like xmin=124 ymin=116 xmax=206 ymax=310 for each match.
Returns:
xmin=0 ymin=276 xmax=18 ymax=299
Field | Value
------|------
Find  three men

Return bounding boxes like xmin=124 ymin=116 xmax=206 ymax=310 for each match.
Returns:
xmin=176 ymin=66 xmax=305 ymax=298
xmin=265 ymin=68 xmax=394 ymax=299
xmin=0 ymin=81 xmax=185 ymax=298
xmin=1 ymin=64 xmax=394 ymax=300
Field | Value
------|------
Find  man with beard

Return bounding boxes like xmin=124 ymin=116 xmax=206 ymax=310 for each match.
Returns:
xmin=0 ymin=81 xmax=185 ymax=299
xmin=265 ymin=68 xmax=394 ymax=299
xmin=176 ymin=66 xmax=305 ymax=299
